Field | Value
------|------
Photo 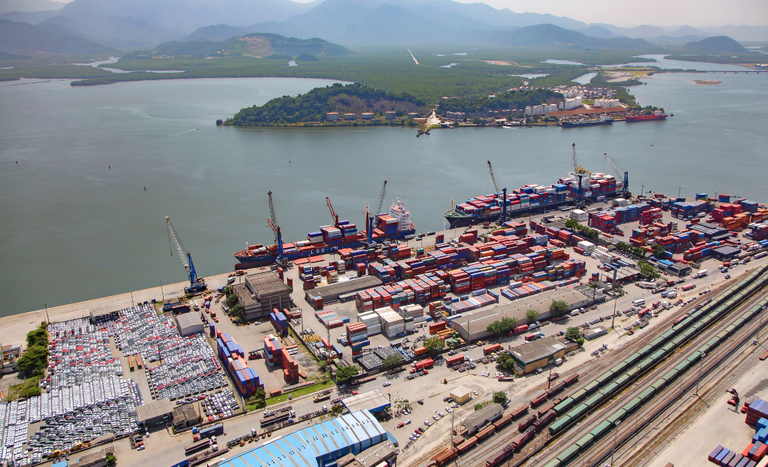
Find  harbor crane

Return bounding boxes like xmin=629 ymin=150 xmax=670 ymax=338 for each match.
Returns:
xmin=488 ymin=160 xmax=508 ymax=223
xmin=267 ymin=191 xmax=285 ymax=267
xmin=604 ymin=152 xmax=629 ymax=196
xmin=570 ymin=143 xmax=591 ymax=208
xmin=366 ymin=180 xmax=387 ymax=243
xmin=326 ymin=197 xmax=339 ymax=228
xmin=166 ymin=216 xmax=206 ymax=295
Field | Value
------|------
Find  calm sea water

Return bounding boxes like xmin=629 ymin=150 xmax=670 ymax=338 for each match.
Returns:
xmin=1 ymin=65 xmax=766 ymax=315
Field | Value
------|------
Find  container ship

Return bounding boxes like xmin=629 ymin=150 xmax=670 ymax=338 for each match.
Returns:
xmin=625 ymin=110 xmax=667 ymax=122
xmin=234 ymin=199 xmax=416 ymax=268
xmin=561 ymin=114 xmax=613 ymax=128
xmin=444 ymin=173 xmax=622 ymax=228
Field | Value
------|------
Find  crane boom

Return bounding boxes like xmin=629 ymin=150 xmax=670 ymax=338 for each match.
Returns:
xmin=375 ymin=180 xmax=388 ymax=216
xmin=267 ymin=191 xmax=284 ymax=266
xmin=570 ymin=143 xmax=591 ymax=208
xmin=487 ymin=160 xmax=500 ymax=194
xmin=326 ymin=197 xmax=339 ymax=228
xmin=604 ymin=153 xmax=629 ymax=195
xmin=166 ymin=216 xmax=205 ymax=294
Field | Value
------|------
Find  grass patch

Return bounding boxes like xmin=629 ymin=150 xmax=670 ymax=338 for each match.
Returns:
xmin=7 ymin=376 xmax=41 ymax=401
xmin=259 ymin=380 xmax=335 ymax=408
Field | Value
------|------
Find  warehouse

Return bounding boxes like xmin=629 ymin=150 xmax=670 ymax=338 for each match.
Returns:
xmin=135 ymin=398 xmax=175 ymax=428
xmin=171 ymin=404 xmax=199 ymax=429
xmin=712 ymin=245 xmax=741 ymax=261
xmin=583 ymin=326 xmax=608 ymax=340
xmin=450 ymin=288 xmax=591 ymax=341
xmin=341 ymin=389 xmax=391 ymax=414
xmin=175 ymin=312 xmax=204 ymax=336
xmin=509 ymin=337 xmax=567 ymax=375
xmin=219 ymin=410 xmax=389 ymax=467
xmin=233 ymin=270 xmax=292 ymax=321
xmin=305 ymin=276 xmax=382 ymax=304
xmin=463 ymin=403 xmax=503 ymax=435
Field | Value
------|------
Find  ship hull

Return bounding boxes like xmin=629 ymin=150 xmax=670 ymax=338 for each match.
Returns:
xmin=444 ymin=198 xmax=578 ymax=228
xmin=625 ymin=115 xmax=667 ymax=122
xmin=561 ymin=120 xmax=613 ymax=128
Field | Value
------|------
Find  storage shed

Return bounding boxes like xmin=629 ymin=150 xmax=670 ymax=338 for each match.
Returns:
xmin=175 ymin=312 xmax=204 ymax=336
xmin=509 ymin=337 xmax=567 ymax=375
xmin=462 ymin=403 xmax=503 ymax=435
xmin=450 ymin=386 xmax=473 ymax=405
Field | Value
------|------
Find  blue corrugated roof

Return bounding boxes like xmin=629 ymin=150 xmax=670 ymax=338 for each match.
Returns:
xmin=219 ymin=410 xmax=386 ymax=467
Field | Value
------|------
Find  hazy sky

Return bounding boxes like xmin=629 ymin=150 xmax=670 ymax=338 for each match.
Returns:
xmin=49 ymin=0 xmax=768 ymax=28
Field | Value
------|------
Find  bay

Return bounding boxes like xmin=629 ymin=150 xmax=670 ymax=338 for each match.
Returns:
xmin=1 ymin=67 xmax=766 ymax=315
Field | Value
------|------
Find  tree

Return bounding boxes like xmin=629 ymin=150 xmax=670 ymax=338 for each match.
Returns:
xmin=226 ymin=293 xmax=239 ymax=308
xmin=565 ymin=219 xmax=579 ymax=230
xmin=249 ymin=387 xmax=267 ymax=409
xmin=106 ymin=453 xmax=117 ymax=465
xmin=382 ymin=354 xmax=403 ymax=369
xmin=336 ymin=365 xmax=360 ymax=384
xmin=565 ymin=327 xmax=582 ymax=341
xmin=474 ymin=403 xmax=484 ymax=411
xmin=637 ymin=260 xmax=661 ymax=280
xmin=576 ymin=337 xmax=585 ymax=347
xmin=525 ymin=309 xmax=540 ymax=323
xmin=487 ymin=317 xmax=519 ymax=336
xmin=495 ymin=353 xmax=516 ymax=371
xmin=492 ymin=391 xmax=508 ymax=405
xmin=424 ymin=337 xmax=445 ymax=356
xmin=651 ymin=243 xmax=667 ymax=258
xmin=473 ymin=117 xmax=483 ymax=125
xmin=550 ymin=300 xmax=569 ymax=317
xmin=231 ymin=304 xmax=244 ymax=321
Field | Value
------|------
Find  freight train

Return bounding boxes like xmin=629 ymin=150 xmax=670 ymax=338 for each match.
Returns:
xmin=539 ymin=264 xmax=768 ymax=467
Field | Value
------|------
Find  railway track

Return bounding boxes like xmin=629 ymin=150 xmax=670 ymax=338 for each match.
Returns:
xmin=580 ymin=292 xmax=768 ymax=467
xmin=411 ymin=265 xmax=768 ymax=467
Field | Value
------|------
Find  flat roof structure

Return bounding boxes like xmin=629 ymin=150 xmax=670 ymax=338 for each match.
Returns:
xmin=450 ymin=386 xmax=472 ymax=404
xmin=305 ymin=277 xmax=383 ymax=303
xmin=713 ymin=245 xmax=741 ymax=260
xmin=219 ymin=410 xmax=388 ymax=467
xmin=175 ymin=312 xmax=204 ymax=336
xmin=509 ymin=337 xmax=567 ymax=374
xmin=341 ymin=389 xmax=391 ymax=414
xmin=135 ymin=398 xmax=174 ymax=423
xmin=450 ymin=288 xmax=591 ymax=341
xmin=245 ymin=270 xmax=291 ymax=298
xmin=463 ymin=403 xmax=503 ymax=435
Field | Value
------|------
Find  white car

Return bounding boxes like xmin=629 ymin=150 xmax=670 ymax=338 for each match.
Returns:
xmin=446 ymin=407 xmax=452 ymax=413
xmin=433 ymin=414 xmax=439 ymax=420
xmin=405 ymin=420 xmax=411 ymax=425
xmin=424 ymin=420 xmax=431 ymax=426
xmin=383 ymin=382 xmax=391 ymax=387
xmin=438 ymin=412 xmax=445 ymax=417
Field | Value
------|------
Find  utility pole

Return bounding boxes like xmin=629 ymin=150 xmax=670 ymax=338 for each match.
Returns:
xmin=160 ymin=280 xmax=165 ymax=302
xmin=756 ymin=304 xmax=767 ymax=342
xmin=611 ymin=267 xmax=619 ymax=332
xmin=44 ymin=303 xmax=50 ymax=326
xmin=130 ymin=289 xmax=135 ymax=307
xmin=611 ymin=419 xmax=622 ymax=466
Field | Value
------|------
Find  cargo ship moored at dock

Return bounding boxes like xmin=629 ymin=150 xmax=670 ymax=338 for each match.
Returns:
xmin=234 ymin=199 xmax=416 ymax=268
xmin=444 ymin=171 xmax=623 ymax=228
xmin=561 ymin=114 xmax=613 ymax=128
xmin=625 ymin=110 xmax=668 ymax=122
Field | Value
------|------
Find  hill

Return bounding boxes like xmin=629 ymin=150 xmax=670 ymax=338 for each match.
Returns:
xmin=0 ymin=0 xmax=63 ymax=14
xmin=227 ymin=83 xmax=429 ymax=126
xmin=146 ymin=33 xmax=351 ymax=58
xmin=493 ymin=24 xmax=654 ymax=49
xmin=0 ymin=19 xmax=120 ymax=56
xmin=0 ymin=10 xmax=58 ymax=24
xmin=684 ymin=36 xmax=747 ymax=53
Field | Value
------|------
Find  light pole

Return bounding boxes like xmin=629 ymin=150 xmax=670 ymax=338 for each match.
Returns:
xmin=130 ymin=289 xmax=135 ymax=307
xmin=611 ymin=267 xmax=619 ymax=332
xmin=696 ymin=353 xmax=707 ymax=396
xmin=611 ymin=419 xmax=622 ymax=466
xmin=678 ymin=187 xmax=682 ymax=198
xmin=756 ymin=304 xmax=767 ymax=342
xmin=160 ymin=280 xmax=165 ymax=302
xmin=44 ymin=303 xmax=50 ymax=326
xmin=641 ymin=184 xmax=644 ymax=198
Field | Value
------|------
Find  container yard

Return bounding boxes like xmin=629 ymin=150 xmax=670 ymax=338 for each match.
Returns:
xmin=3 ymin=187 xmax=768 ymax=467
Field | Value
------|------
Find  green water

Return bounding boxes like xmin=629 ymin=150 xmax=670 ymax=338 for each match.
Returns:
xmin=1 ymin=68 xmax=766 ymax=315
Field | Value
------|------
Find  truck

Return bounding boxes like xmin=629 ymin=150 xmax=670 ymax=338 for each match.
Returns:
xmin=313 ymin=394 xmax=331 ymax=403
xmin=497 ymin=375 xmax=515 ymax=382
xmin=413 ymin=358 xmax=434 ymax=371
xmin=446 ymin=355 xmax=465 ymax=367
xmin=194 ymin=423 xmax=224 ymax=439
xmin=509 ymin=324 xmax=528 ymax=335
xmin=525 ymin=333 xmax=544 ymax=342
xmin=483 ymin=344 xmax=502 ymax=355
xmin=696 ymin=269 xmax=708 ymax=278
xmin=185 ymin=439 xmax=211 ymax=455
xmin=260 ymin=412 xmax=290 ymax=427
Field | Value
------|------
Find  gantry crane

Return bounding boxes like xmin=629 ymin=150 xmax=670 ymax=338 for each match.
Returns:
xmin=267 ymin=191 xmax=285 ymax=267
xmin=166 ymin=216 xmax=206 ymax=295
xmin=488 ymin=160 xmax=508 ymax=223
xmin=604 ymin=152 xmax=629 ymax=196
xmin=326 ymin=197 xmax=339 ymax=228
xmin=570 ymin=143 xmax=591 ymax=208
xmin=367 ymin=180 xmax=387 ymax=243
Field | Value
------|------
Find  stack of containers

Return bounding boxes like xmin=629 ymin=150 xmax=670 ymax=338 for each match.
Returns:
xmin=264 ymin=335 xmax=281 ymax=366
xmin=671 ymin=200 xmax=709 ymax=219
xmin=270 ymin=310 xmax=288 ymax=337
xmin=399 ymin=304 xmax=425 ymax=326
xmin=346 ymin=322 xmax=368 ymax=344
xmin=376 ymin=214 xmax=399 ymax=237
xmin=315 ymin=310 xmax=346 ymax=329
xmin=739 ymin=199 xmax=761 ymax=213
xmin=340 ymin=222 xmax=359 ymax=244
xmin=358 ymin=312 xmax=380 ymax=336
xmin=746 ymin=398 xmax=768 ymax=427
xmin=443 ymin=290 xmax=498 ymax=315
xmin=377 ymin=307 xmax=405 ymax=338
xmin=280 ymin=349 xmax=299 ymax=382
xmin=307 ymin=231 xmax=324 ymax=245
xmin=751 ymin=222 xmax=768 ymax=241
xmin=322 ymin=226 xmax=343 ymax=246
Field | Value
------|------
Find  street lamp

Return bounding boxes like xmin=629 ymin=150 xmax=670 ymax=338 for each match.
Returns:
xmin=678 ymin=187 xmax=682 ymax=198
xmin=130 ymin=289 xmax=134 ymax=307
xmin=160 ymin=280 xmax=165 ymax=302
xmin=44 ymin=303 xmax=49 ymax=325
xmin=696 ymin=353 xmax=707 ymax=396
xmin=757 ymin=304 xmax=767 ymax=342
xmin=611 ymin=419 xmax=622 ymax=466
xmin=611 ymin=267 xmax=619 ymax=332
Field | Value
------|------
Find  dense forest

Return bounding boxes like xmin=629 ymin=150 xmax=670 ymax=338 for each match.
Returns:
xmin=436 ymin=89 xmax=564 ymax=114
xmin=226 ymin=83 xmax=429 ymax=126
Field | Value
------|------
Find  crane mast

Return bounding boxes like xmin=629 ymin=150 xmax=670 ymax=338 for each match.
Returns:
xmin=368 ymin=180 xmax=387 ymax=243
xmin=166 ymin=216 xmax=206 ymax=294
xmin=267 ymin=191 xmax=285 ymax=267
xmin=326 ymin=197 xmax=339 ymax=228
xmin=604 ymin=152 xmax=629 ymax=196
xmin=571 ymin=143 xmax=591 ymax=208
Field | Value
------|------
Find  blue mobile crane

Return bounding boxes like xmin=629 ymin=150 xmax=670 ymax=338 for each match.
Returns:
xmin=166 ymin=216 xmax=206 ymax=295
